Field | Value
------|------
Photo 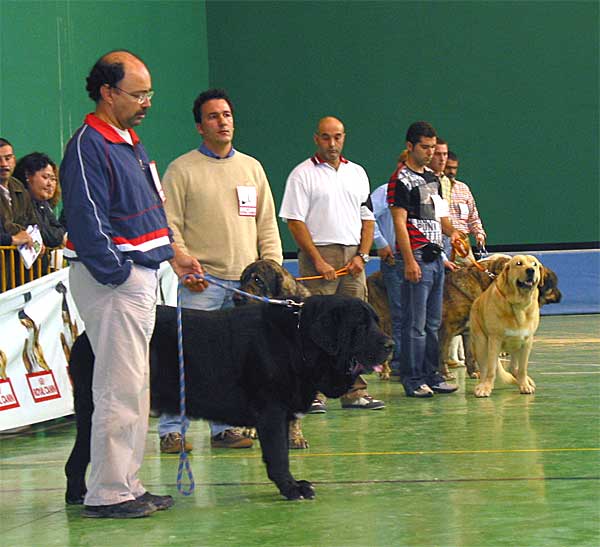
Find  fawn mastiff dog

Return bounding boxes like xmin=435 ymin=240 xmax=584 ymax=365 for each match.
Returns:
xmin=470 ymin=255 xmax=543 ymax=397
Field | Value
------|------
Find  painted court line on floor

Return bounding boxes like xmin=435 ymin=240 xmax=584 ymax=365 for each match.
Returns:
xmin=3 ymin=447 xmax=599 ymax=467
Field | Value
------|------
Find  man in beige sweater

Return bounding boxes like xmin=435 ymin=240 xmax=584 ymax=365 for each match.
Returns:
xmin=158 ymin=88 xmax=283 ymax=452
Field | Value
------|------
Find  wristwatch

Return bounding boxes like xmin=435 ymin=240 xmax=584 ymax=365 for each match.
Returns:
xmin=357 ymin=252 xmax=370 ymax=264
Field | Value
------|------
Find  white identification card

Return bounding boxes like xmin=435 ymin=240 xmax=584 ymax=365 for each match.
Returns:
xmin=431 ymin=194 xmax=450 ymax=219
xmin=459 ymin=202 xmax=469 ymax=219
xmin=237 ymin=186 xmax=257 ymax=217
xmin=149 ymin=161 xmax=166 ymax=202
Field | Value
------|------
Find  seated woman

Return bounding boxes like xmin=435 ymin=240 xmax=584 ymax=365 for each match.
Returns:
xmin=13 ymin=152 xmax=66 ymax=248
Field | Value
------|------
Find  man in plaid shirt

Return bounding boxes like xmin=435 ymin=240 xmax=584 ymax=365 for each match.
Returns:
xmin=444 ymin=150 xmax=486 ymax=264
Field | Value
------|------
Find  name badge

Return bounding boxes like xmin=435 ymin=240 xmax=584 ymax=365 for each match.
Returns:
xmin=459 ymin=202 xmax=469 ymax=219
xmin=149 ymin=161 xmax=166 ymax=202
xmin=237 ymin=186 xmax=257 ymax=217
xmin=431 ymin=194 xmax=450 ymax=219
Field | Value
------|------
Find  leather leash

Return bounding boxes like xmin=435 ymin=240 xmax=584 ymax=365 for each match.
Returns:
xmin=296 ymin=266 xmax=350 ymax=282
xmin=452 ymin=239 xmax=496 ymax=279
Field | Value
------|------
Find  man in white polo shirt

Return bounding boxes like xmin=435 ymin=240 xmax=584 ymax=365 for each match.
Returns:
xmin=279 ymin=116 xmax=384 ymax=411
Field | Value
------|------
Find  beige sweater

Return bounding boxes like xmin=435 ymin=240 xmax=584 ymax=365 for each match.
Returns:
xmin=162 ymin=149 xmax=283 ymax=280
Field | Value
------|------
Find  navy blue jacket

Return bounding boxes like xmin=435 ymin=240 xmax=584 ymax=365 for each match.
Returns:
xmin=60 ymin=113 xmax=173 ymax=286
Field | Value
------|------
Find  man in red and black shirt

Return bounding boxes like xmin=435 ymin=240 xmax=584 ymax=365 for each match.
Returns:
xmin=387 ymin=122 xmax=461 ymax=398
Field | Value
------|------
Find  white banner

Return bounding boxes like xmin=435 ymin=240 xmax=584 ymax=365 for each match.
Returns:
xmin=0 ymin=263 xmax=178 ymax=431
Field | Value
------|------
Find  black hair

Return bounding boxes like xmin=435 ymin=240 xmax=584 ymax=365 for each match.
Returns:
xmin=406 ymin=121 xmax=437 ymax=145
xmin=13 ymin=152 xmax=56 ymax=185
xmin=447 ymin=150 xmax=459 ymax=162
xmin=0 ymin=137 xmax=13 ymax=148
xmin=85 ymin=50 xmax=146 ymax=102
xmin=192 ymin=88 xmax=234 ymax=123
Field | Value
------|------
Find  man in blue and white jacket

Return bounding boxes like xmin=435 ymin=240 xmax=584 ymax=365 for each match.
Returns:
xmin=60 ymin=50 xmax=205 ymax=519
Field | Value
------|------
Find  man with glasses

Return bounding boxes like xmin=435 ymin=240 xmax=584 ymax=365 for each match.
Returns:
xmin=60 ymin=50 xmax=204 ymax=519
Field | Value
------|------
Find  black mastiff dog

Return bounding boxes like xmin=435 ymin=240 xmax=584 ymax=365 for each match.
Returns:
xmin=65 ymin=295 xmax=392 ymax=502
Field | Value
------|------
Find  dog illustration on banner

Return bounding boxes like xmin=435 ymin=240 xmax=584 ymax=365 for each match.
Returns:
xmin=19 ymin=311 xmax=51 ymax=373
xmin=19 ymin=308 xmax=61 ymax=403
xmin=56 ymin=282 xmax=79 ymax=363
xmin=0 ymin=349 xmax=7 ymax=380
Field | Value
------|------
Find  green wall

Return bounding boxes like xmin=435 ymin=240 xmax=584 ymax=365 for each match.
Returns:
xmin=206 ymin=0 xmax=599 ymax=250
xmin=0 ymin=0 xmax=209 ymax=174
xmin=0 ymin=1 xmax=597 ymax=251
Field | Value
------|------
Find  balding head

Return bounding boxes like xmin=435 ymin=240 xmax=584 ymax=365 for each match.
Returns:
xmin=86 ymin=50 xmax=149 ymax=103
xmin=86 ymin=50 xmax=153 ymax=130
xmin=314 ymin=116 xmax=346 ymax=169
xmin=316 ymin=116 xmax=344 ymax=135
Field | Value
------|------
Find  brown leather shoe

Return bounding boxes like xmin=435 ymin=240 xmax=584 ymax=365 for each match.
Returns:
xmin=210 ymin=428 xmax=253 ymax=449
xmin=160 ymin=432 xmax=193 ymax=454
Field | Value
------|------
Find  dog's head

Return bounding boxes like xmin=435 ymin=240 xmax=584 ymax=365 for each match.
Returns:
xmin=478 ymin=254 xmax=511 ymax=277
xmin=235 ymin=259 xmax=310 ymax=306
xmin=498 ymin=255 xmax=542 ymax=301
xmin=302 ymin=295 xmax=393 ymax=397
xmin=538 ymin=266 xmax=562 ymax=306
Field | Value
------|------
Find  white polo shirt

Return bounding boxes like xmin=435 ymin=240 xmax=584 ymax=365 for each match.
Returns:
xmin=279 ymin=155 xmax=375 ymax=246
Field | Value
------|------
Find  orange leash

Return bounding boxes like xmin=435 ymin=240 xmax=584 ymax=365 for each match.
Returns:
xmin=452 ymin=239 xmax=486 ymax=272
xmin=452 ymin=239 xmax=496 ymax=279
xmin=296 ymin=266 xmax=350 ymax=281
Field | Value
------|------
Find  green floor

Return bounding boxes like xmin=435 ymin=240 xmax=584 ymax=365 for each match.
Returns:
xmin=1 ymin=315 xmax=599 ymax=547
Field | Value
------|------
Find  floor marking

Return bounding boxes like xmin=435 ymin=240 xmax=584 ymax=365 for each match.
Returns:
xmin=152 ymin=446 xmax=600 ymax=461
xmin=536 ymin=338 xmax=600 ymax=344
xmin=3 ymin=447 xmax=599 ymax=466
xmin=539 ymin=371 xmax=600 ymax=375
xmin=1 ymin=476 xmax=598 ymax=497
xmin=529 ymin=361 xmax=600 ymax=367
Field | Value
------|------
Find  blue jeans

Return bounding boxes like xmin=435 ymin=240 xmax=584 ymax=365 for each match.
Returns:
xmin=158 ymin=273 xmax=241 ymax=438
xmin=396 ymin=250 xmax=446 ymax=394
xmin=380 ymin=260 xmax=402 ymax=373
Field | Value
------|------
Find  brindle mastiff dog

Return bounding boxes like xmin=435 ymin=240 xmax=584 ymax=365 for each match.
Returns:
xmin=366 ymin=255 xmax=561 ymax=379
xmin=236 ymin=259 xmax=312 ymax=449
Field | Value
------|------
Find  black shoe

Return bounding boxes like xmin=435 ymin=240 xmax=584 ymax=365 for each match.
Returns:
xmin=82 ymin=499 xmax=157 ymax=519
xmin=136 ymin=491 xmax=174 ymax=511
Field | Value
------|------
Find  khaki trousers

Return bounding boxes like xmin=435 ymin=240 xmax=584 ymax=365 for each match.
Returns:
xmin=69 ymin=261 xmax=157 ymax=506
xmin=298 ymin=244 xmax=369 ymax=402
xmin=298 ymin=244 xmax=367 ymax=300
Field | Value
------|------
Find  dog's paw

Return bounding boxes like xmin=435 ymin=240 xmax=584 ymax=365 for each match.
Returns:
xmin=474 ymin=383 xmax=492 ymax=397
xmin=519 ymin=379 xmax=536 ymax=394
xmin=296 ymin=480 xmax=315 ymax=499
xmin=469 ymin=371 xmax=481 ymax=379
xmin=281 ymin=480 xmax=315 ymax=500
xmin=240 ymin=427 xmax=257 ymax=439
xmin=65 ymin=482 xmax=87 ymax=505
xmin=289 ymin=436 xmax=310 ymax=449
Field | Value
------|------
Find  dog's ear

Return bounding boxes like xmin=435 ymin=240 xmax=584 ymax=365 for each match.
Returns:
xmin=309 ymin=310 xmax=340 ymax=355
xmin=539 ymin=265 xmax=548 ymax=289
xmin=309 ymin=299 xmax=369 ymax=355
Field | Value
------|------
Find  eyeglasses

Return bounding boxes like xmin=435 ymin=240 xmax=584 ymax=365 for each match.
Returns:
xmin=112 ymin=86 xmax=154 ymax=104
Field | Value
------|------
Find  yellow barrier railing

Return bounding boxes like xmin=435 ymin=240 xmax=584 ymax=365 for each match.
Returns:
xmin=0 ymin=246 xmax=65 ymax=292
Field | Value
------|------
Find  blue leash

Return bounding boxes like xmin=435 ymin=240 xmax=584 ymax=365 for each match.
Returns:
xmin=174 ymin=275 xmax=302 ymax=495
xmin=175 ymin=279 xmax=195 ymax=496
